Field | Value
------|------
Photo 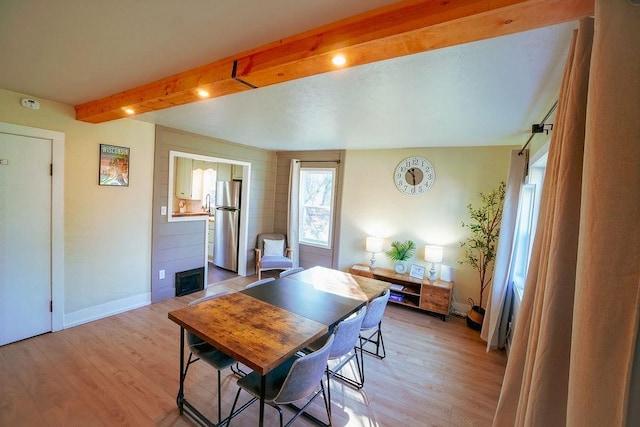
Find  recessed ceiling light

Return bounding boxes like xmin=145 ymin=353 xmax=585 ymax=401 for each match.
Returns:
xmin=124 ymin=108 xmax=135 ymax=115
xmin=331 ymin=55 xmax=347 ymax=67
xmin=197 ymin=89 xmax=210 ymax=98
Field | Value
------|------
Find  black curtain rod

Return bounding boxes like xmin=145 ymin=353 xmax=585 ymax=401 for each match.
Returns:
xmin=518 ymin=100 xmax=558 ymax=156
xmin=296 ymin=160 xmax=341 ymax=164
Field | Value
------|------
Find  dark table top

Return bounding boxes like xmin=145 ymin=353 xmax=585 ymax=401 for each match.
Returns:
xmin=241 ymin=277 xmax=365 ymax=329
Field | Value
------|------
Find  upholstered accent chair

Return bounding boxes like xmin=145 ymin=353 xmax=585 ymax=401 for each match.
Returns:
xmin=255 ymin=233 xmax=294 ymax=280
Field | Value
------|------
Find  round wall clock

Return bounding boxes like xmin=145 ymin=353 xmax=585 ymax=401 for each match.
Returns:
xmin=394 ymin=156 xmax=435 ymax=195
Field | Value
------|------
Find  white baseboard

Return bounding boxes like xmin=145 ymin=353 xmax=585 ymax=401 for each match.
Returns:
xmin=64 ymin=293 xmax=151 ymax=329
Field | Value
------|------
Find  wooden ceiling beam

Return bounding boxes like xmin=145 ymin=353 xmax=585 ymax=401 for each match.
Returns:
xmin=75 ymin=60 xmax=252 ymax=123
xmin=235 ymin=0 xmax=594 ymax=87
xmin=75 ymin=0 xmax=594 ymax=124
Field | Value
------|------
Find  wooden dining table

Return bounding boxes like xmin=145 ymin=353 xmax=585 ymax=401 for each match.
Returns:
xmin=168 ymin=265 xmax=390 ymax=426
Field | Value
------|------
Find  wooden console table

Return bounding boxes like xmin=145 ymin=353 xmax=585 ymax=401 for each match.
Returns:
xmin=349 ymin=264 xmax=453 ymax=321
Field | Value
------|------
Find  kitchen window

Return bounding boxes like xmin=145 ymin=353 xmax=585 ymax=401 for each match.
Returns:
xmin=298 ymin=168 xmax=335 ymax=249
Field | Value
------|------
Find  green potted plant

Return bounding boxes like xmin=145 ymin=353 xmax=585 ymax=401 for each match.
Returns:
xmin=385 ymin=240 xmax=416 ymax=274
xmin=459 ymin=181 xmax=506 ymax=330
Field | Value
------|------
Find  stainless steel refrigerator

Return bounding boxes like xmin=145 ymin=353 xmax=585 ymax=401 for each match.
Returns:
xmin=213 ymin=181 xmax=241 ymax=272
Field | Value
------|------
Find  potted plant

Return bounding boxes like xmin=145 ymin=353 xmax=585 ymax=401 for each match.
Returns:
xmin=459 ymin=181 xmax=506 ymax=330
xmin=385 ymin=240 xmax=416 ymax=274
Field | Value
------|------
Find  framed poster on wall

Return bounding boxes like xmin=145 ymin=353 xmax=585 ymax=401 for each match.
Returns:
xmin=99 ymin=144 xmax=130 ymax=186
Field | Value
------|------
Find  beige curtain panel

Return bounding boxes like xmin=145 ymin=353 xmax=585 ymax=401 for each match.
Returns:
xmin=493 ymin=1 xmax=640 ymax=425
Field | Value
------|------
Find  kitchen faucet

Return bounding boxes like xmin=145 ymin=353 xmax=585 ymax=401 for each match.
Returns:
xmin=205 ymin=194 xmax=211 ymax=213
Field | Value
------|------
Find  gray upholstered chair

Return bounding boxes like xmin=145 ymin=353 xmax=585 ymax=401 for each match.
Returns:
xmin=185 ymin=292 xmax=238 ymax=424
xmin=255 ymin=233 xmax=294 ymax=280
xmin=360 ymin=289 xmax=390 ymax=358
xmin=244 ymin=277 xmax=275 ymax=289
xmin=228 ymin=334 xmax=335 ymax=427
xmin=306 ymin=306 xmax=366 ymax=391
xmin=359 ymin=289 xmax=390 ymax=378
xmin=279 ymin=266 xmax=304 ymax=278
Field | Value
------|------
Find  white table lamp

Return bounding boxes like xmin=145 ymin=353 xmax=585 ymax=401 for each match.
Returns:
xmin=365 ymin=237 xmax=384 ymax=269
xmin=424 ymin=245 xmax=443 ymax=281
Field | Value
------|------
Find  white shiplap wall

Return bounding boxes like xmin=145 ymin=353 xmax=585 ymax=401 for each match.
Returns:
xmin=151 ymin=126 xmax=277 ymax=302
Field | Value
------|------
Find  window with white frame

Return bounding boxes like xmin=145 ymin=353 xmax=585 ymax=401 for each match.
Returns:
xmin=512 ymin=154 xmax=547 ymax=297
xmin=192 ymin=167 xmax=217 ymax=210
xmin=512 ymin=184 xmax=536 ymax=291
xmin=298 ymin=168 xmax=335 ymax=248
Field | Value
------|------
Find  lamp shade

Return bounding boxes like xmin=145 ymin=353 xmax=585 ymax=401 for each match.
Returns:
xmin=424 ymin=245 xmax=443 ymax=263
xmin=365 ymin=236 xmax=383 ymax=253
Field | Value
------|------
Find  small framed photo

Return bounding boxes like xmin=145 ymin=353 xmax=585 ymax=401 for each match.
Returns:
xmin=99 ymin=144 xmax=130 ymax=186
xmin=409 ymin=264 xmax=426 ymax=280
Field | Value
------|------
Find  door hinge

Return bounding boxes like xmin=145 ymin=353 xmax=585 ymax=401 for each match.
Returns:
xmin=50 ymin=163 xmax=53 ymax=176
xmin=50 ymin=301 xmax=53 ymax=312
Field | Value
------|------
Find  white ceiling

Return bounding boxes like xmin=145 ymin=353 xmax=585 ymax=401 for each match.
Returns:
xmin=0 ymin=0 xmax=576 ymax=151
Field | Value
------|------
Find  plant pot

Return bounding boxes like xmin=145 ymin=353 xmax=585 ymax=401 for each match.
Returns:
xmin=466 ymin=305 xmax=485 ymax=331
xmin=394 ymin=261 xmax=408 ymax=274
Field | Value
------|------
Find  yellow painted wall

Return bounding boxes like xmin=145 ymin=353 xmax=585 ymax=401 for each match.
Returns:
xmin=339 ymin=146 xmax=516 ymax=309
xmin=0 ymin=85 xmax=517 ymax=320
xmin=0 ymin=88 xmax=155 ymax=316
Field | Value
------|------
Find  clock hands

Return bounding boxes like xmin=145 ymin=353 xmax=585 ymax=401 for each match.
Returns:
xmin=408 ymin=168 xmax=416 ymax=186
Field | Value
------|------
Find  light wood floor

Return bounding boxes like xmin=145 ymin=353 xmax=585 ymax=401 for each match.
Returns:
xmin=207 ymin=262 xmax=239 ymax=285
xmin=0 ymin=276 xmax=506 ymax=426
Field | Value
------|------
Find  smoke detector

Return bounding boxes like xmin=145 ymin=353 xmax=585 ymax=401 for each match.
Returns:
xmin=21 ymin=98 xmax=40 ymax=110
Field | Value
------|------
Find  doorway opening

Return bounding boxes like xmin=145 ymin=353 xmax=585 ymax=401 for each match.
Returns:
xmin=167 ymin=151 xmax=251 ymax=280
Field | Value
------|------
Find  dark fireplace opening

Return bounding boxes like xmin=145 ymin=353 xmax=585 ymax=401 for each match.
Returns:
xmin=175 ymin=267 xmax=204 ymax=297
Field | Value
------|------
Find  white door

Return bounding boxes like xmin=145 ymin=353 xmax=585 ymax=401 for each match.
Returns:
xmin=0 ymin=132 xmax=52 ymax=345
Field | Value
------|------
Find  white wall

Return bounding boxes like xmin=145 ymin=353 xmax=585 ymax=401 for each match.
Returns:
xmin=339 ymin=146 xmax=515 ymax=310
xmin=0 ymin=88 xmax=155 ymax=326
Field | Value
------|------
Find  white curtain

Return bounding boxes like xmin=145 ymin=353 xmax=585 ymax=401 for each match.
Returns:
xmin=287 ymin=159 xmax=300 ymax=266
xmin=493 ymin=3 xmax=640 ymax=424
xmin=481 ymin=149 xmax=528 ymax=349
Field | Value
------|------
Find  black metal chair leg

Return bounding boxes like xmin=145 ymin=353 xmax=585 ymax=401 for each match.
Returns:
xmin=277 ymin=406 xmax=284 ymax=427
xmin=321 ymin=379 xmax=332 ymax=426
xmin=354 ymin=342 xmax=364 ymax=387
xmin=217 ymin=369 xmax=222 ymax=424
xmin=228 ymin=388 xmax=241 ymax=426
xmin=360 ymin=322 xmax=386 ymax=359
xmin=359 ymin=338 xmax=366 ymax=386
xmin=230 ymin=362 xmax=247 ymax=377
xmin=325 ymin=370 xmax=332 ymax=420
xmin=326 ymin=344 xmax=365 ymax=389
